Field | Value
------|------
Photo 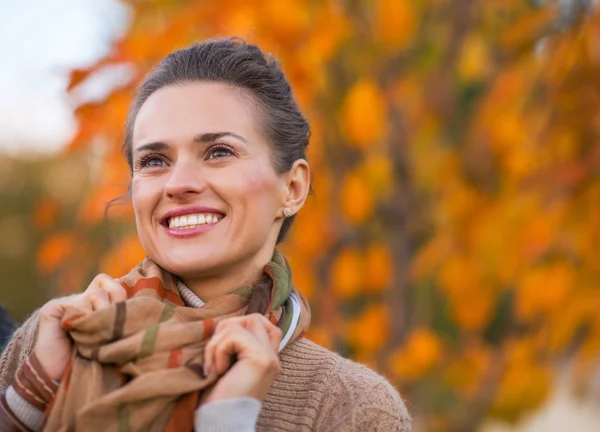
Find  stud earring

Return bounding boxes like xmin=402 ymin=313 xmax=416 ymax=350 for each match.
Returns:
xmin=283 ymin=207 xmax=293 ymax=218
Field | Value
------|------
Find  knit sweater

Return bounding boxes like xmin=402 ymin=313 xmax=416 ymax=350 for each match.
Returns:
xmin=0 ymin=310 xmax=411 ymax=431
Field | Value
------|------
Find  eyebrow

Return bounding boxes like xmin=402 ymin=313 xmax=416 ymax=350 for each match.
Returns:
xmin=193 ymin=131 xmax=249 ymax=145
xmin=134 ymin=142 xmax=169 ymax=154
xmin=134 ymin=131 xmax=249 ymax=155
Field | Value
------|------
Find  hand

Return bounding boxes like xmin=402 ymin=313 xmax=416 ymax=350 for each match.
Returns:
xmin=33 ymin=274 xmax=127 ymax=381
xmin=203 ymin=314 xmax=283 ymax=403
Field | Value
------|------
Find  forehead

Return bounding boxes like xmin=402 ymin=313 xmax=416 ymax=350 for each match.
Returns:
xmin=132 ymin=81 xmax=262 ymax=148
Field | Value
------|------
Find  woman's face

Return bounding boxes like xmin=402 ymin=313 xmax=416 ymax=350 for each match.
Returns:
xmin=131 ymin=82 xmax=290 ymax=281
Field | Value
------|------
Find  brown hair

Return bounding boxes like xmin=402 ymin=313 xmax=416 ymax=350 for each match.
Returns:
xmin=122 ymin=37 xmax=311 ymax=243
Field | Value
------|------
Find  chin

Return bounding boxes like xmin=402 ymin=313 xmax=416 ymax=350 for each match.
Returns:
xmin=157 ymin=252 xmax=224 ymax=279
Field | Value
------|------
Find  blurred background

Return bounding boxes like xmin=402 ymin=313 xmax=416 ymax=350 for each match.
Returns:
xmin=1 ymin=0 xmax=600 ymax=430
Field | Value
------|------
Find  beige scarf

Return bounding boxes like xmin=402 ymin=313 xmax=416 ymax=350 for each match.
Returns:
xmin=43 ymin=250 xmax=310 ymax=432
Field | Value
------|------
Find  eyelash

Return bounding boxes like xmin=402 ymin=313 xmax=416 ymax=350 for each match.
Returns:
xmin=206 ymin=143 xmax=236 ymax=160
xmin=136 ymin=154 xmax=166 ymax=170
xmin=135 ymin=143 xmax=236 ymax=171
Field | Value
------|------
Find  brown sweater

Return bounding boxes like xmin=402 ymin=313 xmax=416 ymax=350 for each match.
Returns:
xmin=0 ymin=310 xmax=411 ymax=431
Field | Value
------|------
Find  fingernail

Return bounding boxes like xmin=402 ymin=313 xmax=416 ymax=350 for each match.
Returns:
xmin=203 ymin=364 xmax=210 ymax=378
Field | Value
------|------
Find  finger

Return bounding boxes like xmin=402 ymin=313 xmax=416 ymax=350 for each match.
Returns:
xmin=243 ymin=315 xmax=275 ymax=349
xmin=38 ymin=295 xmax=79 ymax=322
xmin=85 ymin=273 xmax=113 ymax=293
xmin=265 ymin=321 xmax=283 ymax=352
xmin=67 ymin=293 xmax=94 ymax=315
xmin=87 ymin=289 xmax=110 ymax=311
xmin=203 ymin=322 xmax=224 ymax=377
xmin=203 ymin=323 xmax=237 ymax=376
xmin=87 ymin=274 xmax=126 ymax=302
xmin=252 ymin=315 xmax=283 ymax=352
xmin=210 ymin=325 xmax=258 ymax=375
xmin=98 ymin=277 xmax=128 ymax=303
xmin=203 ymin=335 xmax=214 ymax=377
xmin=227 ymin=314 xmax=282 ymax=352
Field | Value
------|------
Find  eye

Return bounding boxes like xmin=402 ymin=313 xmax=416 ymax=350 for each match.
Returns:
xmin=136 ymin=154 xmax=167 ymax=170
xmin=207 ymin=144 xmax=236 ymax=160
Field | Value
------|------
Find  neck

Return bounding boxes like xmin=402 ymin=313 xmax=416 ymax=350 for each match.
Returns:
xmin=181 ymin=252 xmax=273 ymax=302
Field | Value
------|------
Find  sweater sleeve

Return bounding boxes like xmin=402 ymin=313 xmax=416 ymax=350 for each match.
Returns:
xmin=195 ymin=397 xmax=261 ymax=431
xmin=0 ymin=310 xmax=40 ymax=392
xmin=0 ymin=386 xmax=44 ymax=431
xmin=315 ymin=357 xmax=412 ymax=431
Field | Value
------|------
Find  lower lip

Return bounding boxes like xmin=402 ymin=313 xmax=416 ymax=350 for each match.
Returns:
xmin=163 ymin=219 xmax=222 ymax=238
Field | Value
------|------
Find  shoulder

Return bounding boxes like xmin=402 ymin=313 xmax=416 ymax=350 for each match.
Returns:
xmin=262 ymin=338 xmax=411 ymax=431
xmin=324 ymin=352 xmax=411 ymax=431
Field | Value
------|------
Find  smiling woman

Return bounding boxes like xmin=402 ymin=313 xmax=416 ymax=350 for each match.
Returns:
xmin=0 ymin=38 xmax=410 ymax=431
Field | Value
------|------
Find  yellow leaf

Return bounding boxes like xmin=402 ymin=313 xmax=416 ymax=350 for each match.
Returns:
xmin=491 ymin=360 xmax=552 ymax=421
xmin=359 ymin=155 xmax=395 ymax=197
xmin=444 ymin=343 xmax=493 ymax=398
xmin=438 ymin=256 xmax=495 ymax=331
xmin=458 ymin=33 xmax=492 ymax=82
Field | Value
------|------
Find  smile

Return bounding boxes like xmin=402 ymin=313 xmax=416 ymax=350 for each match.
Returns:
xmin=168 ymin=213 xmax=223 ymax=229
xmin=160 ymin=206 xmax=226 ymax=238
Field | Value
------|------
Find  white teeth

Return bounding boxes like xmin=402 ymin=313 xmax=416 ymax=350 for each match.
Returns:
xmin=167 ymin=213 xmax=221 ymax=229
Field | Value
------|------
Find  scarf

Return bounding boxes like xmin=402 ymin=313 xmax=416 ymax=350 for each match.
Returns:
xmin=43 ymin=250 xmax=311 ymax=432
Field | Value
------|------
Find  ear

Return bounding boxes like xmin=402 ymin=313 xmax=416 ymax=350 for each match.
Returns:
xmin=281 ymin=159 xmax=310 ymax=216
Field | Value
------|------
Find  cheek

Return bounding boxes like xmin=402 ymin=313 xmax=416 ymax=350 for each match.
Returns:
xmin=233 ymin=167 xmax=281 ymax=212
xmin=131 ymin=178 xmax=159 ymax=223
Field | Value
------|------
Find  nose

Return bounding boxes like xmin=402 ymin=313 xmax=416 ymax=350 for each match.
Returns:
xmin=164 ymin=159 xmax=207 ymax=199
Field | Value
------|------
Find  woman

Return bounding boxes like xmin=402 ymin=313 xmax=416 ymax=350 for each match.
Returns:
xmin=0 ymin=38 xmax=411 ymax=431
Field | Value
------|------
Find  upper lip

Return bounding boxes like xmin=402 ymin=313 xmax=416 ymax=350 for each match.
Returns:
xmin=159 ymin=206 xmax=226 ymax=225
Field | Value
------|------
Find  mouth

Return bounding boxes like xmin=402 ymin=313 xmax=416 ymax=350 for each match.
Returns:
xmin=165 ymin=212 xmax=224 ymax=229
xmin=159 ymin=206 xmax=226 ymax=236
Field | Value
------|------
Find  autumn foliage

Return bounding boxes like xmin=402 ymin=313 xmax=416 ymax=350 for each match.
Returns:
xmin=33 ymin=0 xmax=600 ymax=429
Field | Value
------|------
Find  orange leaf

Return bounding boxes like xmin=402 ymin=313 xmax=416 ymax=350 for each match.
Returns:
xmin=36 ymin=232 xmax=76 ymax=273
xmin=67 ymin=67 xmax=93 ymax=92
xmin=373 ymin=0 xmax=418 ymax=51
xmin=99 ymin=234 xmax=147 ymax=276
xmin=515 ymin=262 xmax=575 ymax=323
xmin=346 ymin=304 xmax=390 ymax=352
xmin=341 ymin=79 xmax=387 ymax=149
xmin=33 ymin=199 xmax=59 ymax=231
xmin=364 ymin=242 xmax=393 ymax=293
xmin=389 ymin=327 xmax=443 ymax=380
xmin=260 ymin=0 xmax=310 ymax=44
xmin=330 ymin=247 xmax=363 ymax=300
xmin=340 ymin=173 xmax=375 ymax=225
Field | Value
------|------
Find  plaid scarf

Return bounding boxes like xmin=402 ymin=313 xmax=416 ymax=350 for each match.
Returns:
xmin=43 ymin=250 xmax=310 ymax=432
